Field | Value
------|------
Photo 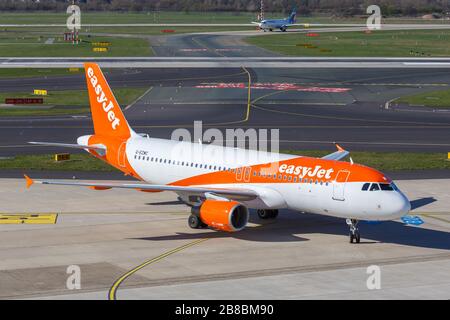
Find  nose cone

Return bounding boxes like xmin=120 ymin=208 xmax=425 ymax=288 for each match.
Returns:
xmin=385 ymin=192 xmax=411 ymax=220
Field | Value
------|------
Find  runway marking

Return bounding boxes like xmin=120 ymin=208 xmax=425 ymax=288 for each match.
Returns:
xmin=283 ymin=82 xmax=449 ymax=87
xmin=1 ymin=124 xmax=449 ymax=132
xmin=124 ymin=87 xmax=153 ymax=111
xmin=278 ymin=140 xmax=450 ymax=147
xmin=190 ymin=36 xmax=226 ymax=58
xmin=119 ymin=70 xmax=247 ymax=84
xmin=258 ymin=102 xmax=347 ymax=106
xmin=196 ymin=82 xmax=351 ymax=93
xmin=404 ymin=62 xmax=450 ymax=66
xmin=251 ymin=103 xmax=450 ymax=126
xmin=179 ymin=48 xmax=208 ymax=52
xmin=0 ymin=213 xmax=58 ymax=224
xmin=242 ymin=66 xmax=252 ymax=122
xmin=108 ymin=238 xmax=209 ymax=300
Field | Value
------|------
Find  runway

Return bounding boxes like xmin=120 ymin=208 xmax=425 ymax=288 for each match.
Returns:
xmin=3 ymin=57 xmax=450 ymax=68
xmin=1 ymin=67 xmax=450 ymax=158
xmin=0 ymin=177 xmax=448 ymax=299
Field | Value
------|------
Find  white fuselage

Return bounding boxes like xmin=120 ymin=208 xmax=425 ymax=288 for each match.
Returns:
xmin=108 ymin=136 xmax=411 ymax=221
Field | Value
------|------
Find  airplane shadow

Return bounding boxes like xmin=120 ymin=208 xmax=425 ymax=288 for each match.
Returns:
xmin=410 ymin=197 xmax=437 ymax=210
xmin=132 ymin=210 xmax=450 ymax=250
xmin=146 ymin=200 xmax=185 ymax=206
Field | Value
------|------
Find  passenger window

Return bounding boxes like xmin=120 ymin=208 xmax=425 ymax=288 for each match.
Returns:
xmin=362 ymin=183 xmax=370 ymax=191
xmin=293 ymin=177 xmax=297 ymax=183
xmin=288 ymin=176 xmax=292 ymax=182
xmin=370 ymin=183 xmax=380 ymax=191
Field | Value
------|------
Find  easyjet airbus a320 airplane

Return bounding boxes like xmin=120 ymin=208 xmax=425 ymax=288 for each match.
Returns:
xmin=25 ymin=63 xmax=411 ymax=243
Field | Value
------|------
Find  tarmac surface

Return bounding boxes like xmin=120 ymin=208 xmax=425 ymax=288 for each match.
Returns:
xmin=0 ymin=177 xmax=448 ymax=299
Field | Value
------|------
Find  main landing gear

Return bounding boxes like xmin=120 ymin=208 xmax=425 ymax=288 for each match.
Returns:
xmin=346 ymin=218 xmax=361 ymax=243
xmin=257 ymin=209 xmax=279 ymax=219
xmin=188 ymin=214 xmax=207 ymax=229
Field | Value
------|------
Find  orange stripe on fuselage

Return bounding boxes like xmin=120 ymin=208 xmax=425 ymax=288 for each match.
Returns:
xmin=170 ymin=156 xmax=390 ymax=187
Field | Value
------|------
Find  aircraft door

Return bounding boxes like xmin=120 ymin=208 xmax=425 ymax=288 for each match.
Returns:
xmin=332 ymin=170 xmax=350 ymax=201
xmin=118 ymin=141 xmax=127 ymax=168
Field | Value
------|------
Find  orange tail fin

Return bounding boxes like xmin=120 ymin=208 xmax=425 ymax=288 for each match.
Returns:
xmin=84 ymin=63 xmax=135 ymax=139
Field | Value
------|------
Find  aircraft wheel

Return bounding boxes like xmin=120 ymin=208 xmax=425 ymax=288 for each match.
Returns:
xmin=354 ymin=230 xmax=361 ymax=243
xmin=258 ymin=209 xmax=278 ymax=219
xmin=188 ymin=214 xmax=201 ymax=229
xmin=347 ymin=219 xmax=360 ymax=244
xmin=257 ymin=209 xmax=270 ymax=219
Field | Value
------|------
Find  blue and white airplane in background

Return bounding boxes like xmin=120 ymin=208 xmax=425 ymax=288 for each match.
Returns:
xmin=253 ymin=8 xmax=298 ymax=32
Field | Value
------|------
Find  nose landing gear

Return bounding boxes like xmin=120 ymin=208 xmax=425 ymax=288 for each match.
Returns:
xmin=346 ymin=218 xmax=361 ymax=243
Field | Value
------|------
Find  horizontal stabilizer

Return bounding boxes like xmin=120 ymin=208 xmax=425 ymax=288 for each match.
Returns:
xmin=28 ymin=141 xmax=106 ymax=151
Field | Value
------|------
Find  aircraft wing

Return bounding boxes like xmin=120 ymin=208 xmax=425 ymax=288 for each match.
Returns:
xmin=321 ymin=144 xmax=349 ymax=161
xmin=29 ymin=141 xmax=106 ymax=151
xmin=24 ymin=175 xmax=259 ymax=201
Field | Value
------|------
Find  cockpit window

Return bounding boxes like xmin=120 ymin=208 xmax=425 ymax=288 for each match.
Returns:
xmin=369 ymin=183 xmax=380 ymax=191
xmin=379 ymin=183 xmax=394 ymax=191
xmin=362 ymin=183 xmax=370 ymax=191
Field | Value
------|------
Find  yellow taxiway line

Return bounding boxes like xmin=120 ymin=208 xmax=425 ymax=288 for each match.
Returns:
xmin=0 ymin=213 xmax=58 ymax=224
xmin=108 ymin=238 xmax=209 ymax=300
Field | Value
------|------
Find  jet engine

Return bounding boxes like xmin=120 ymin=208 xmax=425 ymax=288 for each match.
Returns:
xmin=191 ymin=200 xmax=249 ymax=232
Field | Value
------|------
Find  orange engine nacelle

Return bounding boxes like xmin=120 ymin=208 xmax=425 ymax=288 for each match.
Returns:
xmin=192 ymin=200 xmax=249 ymax=232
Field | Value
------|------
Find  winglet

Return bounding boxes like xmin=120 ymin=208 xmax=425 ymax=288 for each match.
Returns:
xmin=24 ymin=174 xmax=34 ymax=189
xmin=335 ymin=143 xmax=346 ymax=152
